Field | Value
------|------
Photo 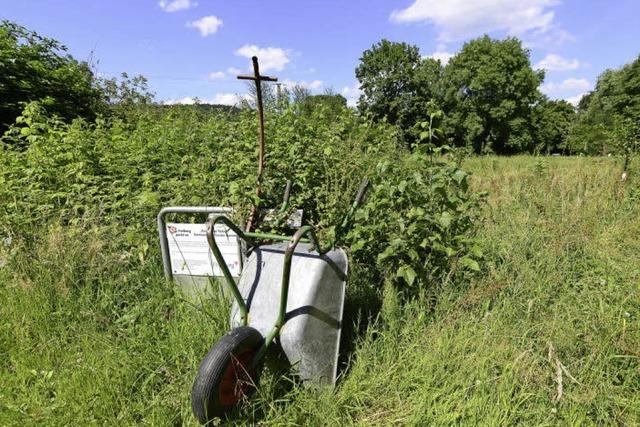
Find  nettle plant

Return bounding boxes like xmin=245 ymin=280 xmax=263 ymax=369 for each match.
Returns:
xmin=346 ymin=110 xmax=485 ymax=299
xmin=1 ymin=98 xmax=484 ymax=301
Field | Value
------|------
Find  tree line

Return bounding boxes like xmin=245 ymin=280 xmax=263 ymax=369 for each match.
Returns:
xmin=1 ymin=20 xmax=638 ymax=156
xmin=355 ymin=37 xmax=639 ymax=155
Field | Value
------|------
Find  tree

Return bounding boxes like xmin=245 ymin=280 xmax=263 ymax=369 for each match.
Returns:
xmin=355 ymin=39 xmax=443 ymax=144
xmin=565 ymin=121 xmax=608 ymax=155
xmin=531 ymin=98 xmax=576 ymax=154
xmin=441 ymin=35 xmax=544 ymax=154
xmin=568 ymin=54 xmax=640 ymax=154
xmin=591 ymin=56 xmax=640 ymax=121
xmin=610 ymin=115 xmax=639 ymax=180
xmin=100 ymin=72 xmax=154 ymax=107
xmin=0 ymin=20 xmax=104 ymax=132
xmin=299 ymin=93 xmax=347 ymax=117
xmin=98 ymin=72 xmax=155 ymax=120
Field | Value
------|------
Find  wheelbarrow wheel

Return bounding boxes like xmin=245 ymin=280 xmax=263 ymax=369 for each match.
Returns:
xmin=191 ymin=326 xmax=263 ymax=424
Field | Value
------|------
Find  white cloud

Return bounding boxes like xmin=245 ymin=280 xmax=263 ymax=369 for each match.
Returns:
xmin=187 ymin=15 xmax=223 ymax=37
xmin=158 ymin=0 xmax=197 ymax=12
xmin=308 ymin=80 xmax=323 ymax=90
xmin=207 ymin=71 xmax=226 ymax=80
xmin=283 ymin=79 xmax=323 ymax=90
xmin=429 ymin=51 xmax=454 ymax=65
xmin=426 ymin=44 xmax=454 ymax=65
xmin=535 ymin=53 xmax=580 ymax=71
xmin=211 ymin=93 xmax=242 ymax=105
xmin=235 ymin=45 xmax=291 ymax=72
xmin=390 ymin=0 xmax=560 ymax=41
xmin=341 ymin=83 xmax=361 ymax=98
xmin=566 ymin=93 xmax=586 ymax=106
xmin=541 ymin=78 xmax=591 ymax=94
xmin=541 ymin=77 xmax=591 ymax=106
xmin=341 ymin=83 xmax=362 ymax=107
xmin=162 ymin=93 xmax=249 ymax=106
xmin=163 ymin=96 xmax=198 ymax=105
xmin=526 ymin=28 xmax=573 ymax=47
xmin=227 ymin=67 xmax=243 ymax=76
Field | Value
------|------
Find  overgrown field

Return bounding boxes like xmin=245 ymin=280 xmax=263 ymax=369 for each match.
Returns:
xmin=1 ymin=108 xmax=638 ymax=425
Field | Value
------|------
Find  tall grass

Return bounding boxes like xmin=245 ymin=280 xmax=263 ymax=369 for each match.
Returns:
xmin=1 ymin=156 xmax=638 ymax=425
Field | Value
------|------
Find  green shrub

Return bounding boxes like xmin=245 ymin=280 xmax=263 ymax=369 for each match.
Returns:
xmin=0 ymin=100 xmax=483 ymax=302
xmin=347 ymin=146 xmax=483 ymax=299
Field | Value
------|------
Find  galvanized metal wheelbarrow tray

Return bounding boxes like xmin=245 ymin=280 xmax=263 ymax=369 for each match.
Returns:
xmin=206 ymin=218 xmax=348 ymax=386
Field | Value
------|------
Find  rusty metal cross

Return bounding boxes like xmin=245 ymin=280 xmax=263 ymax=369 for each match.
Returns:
xmin=237 ymin=56 xmax=278 ymax=232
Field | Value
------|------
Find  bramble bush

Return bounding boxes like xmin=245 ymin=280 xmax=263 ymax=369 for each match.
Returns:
xmin=0 ymin=99 xmax=483 ymax=299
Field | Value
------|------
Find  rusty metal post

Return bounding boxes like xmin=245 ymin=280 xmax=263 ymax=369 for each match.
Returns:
xmin=237 ymin=56 xmax=278 ymax=232
xmin=275 ymin=83 xmax=283 ymax=106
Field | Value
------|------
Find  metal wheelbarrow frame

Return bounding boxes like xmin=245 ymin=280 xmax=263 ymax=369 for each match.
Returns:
xmin=190 ymin=179 xmax=368 ymax=423
xmin=207 ymin=216 xmax=333 ymax=362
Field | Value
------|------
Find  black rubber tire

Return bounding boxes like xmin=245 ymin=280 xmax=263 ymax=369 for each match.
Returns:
xmin=191 ymin=326 xmax=263 ymax=424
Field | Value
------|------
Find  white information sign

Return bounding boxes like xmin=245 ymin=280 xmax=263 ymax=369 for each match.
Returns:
xmin=166 ymin=222 xmax=241 ymax=277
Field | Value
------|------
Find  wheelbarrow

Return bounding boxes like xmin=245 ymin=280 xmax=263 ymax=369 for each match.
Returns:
xmin=190 ymin=178 xmax=369 ymax=423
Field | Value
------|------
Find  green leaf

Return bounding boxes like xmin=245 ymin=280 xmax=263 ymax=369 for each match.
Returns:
xmin=397 ymin=265 xmax=417 ymax=286
xmin=439 ymin=211 xmax=452 ymax=228
xmin=453 ymin=169 xmax=467 ymax=184
xmin=460 ymin=256 xmax=480 ymax=271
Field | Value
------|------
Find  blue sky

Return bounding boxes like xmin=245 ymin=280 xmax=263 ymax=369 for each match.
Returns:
xmin=2 ymin=0 xmax=639 ymax=106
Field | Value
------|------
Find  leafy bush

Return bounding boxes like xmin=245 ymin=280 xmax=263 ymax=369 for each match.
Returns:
xmin=0 ymin=20 xmax=104 ymax=132
xmin=346 ymin=140 xmax=484 ymax=299
xmin=0 ymin=100 xmax=483 ymax=300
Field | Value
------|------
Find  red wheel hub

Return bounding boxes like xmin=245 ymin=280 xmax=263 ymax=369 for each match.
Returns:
xmin=218 ymin=349 xmax=256 ymax=406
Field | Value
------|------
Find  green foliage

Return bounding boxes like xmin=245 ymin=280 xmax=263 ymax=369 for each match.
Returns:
xmin=610 ymin=115 xmax=640 ymax=154
xmin=355 ymin=39 xmax=444 ymax=145
xmin=2 ymin=156 xmax=638 ymax=425
xmin=570 ymin=54 xmax=640 ymax=155
xmin=346 ymin=106 xmax=483 ymax=297
xmin=355 ymin=36 xmax=559 ymax=155
xmin=591 ymin=55 xmax=640 ymax=121
xmin=0 ymin=20 xmax=104 ymax=132
xmin=0 ymin=99 xmax=482 ymax=297
xmin=1 ymin=97 xmax=484 ymax=303
xmin=100 ymin=72 xmax=155 ymax=107
xmin=609 ymin=115 xmax=640 ymax=177
xmin=565 ymin=122 xmax=608 ymax=155
xmin=531 ymin=98 xmax=576 ymax=154
xmin=298 ymin=93 xmax=347 ymax=117
xmin=98 ymin=72 xmax=156 ymax=120
xmin=356 ymin=39 xmax=421 ymax=123
xmin=442 ymin=36 xmax=544 ymax=154
xmin=347 ymin=148 xmax=483 ymax=297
